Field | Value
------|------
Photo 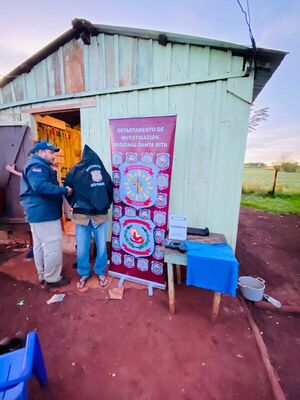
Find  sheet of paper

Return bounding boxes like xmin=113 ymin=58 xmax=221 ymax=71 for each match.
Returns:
xmin=169 ymin=215 xmax=187 ymax=241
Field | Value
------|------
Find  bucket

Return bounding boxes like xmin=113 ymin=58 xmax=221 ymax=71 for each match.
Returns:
xmin=238 ymin=276 xmax=265 ymax=301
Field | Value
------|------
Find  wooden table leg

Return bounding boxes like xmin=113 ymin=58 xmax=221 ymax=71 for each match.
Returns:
xmin=211 ymin=292 xmax=222 ymax=322
xmin=176 ymin=264 xmax=181 ymax=285
xmin=167 ymin=263 xmax=176 ymax=314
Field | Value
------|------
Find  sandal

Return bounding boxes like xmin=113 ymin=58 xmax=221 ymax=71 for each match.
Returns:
xmin=98 ymin=275 xmax=109 ymax=288
xmin=76 ymin=276 xmax=90 ymax=289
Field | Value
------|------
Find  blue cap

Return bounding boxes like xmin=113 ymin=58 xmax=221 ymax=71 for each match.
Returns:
xmin=30 ymin=141 xmax=60 ymax=154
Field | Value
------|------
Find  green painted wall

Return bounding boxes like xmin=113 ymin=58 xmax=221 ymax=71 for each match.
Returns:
xmin=0 ymin=33 xmax=254 ymax=248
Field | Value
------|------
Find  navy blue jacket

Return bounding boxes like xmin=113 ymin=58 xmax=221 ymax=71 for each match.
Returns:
xmin=64 ymin=145 xmax=113 ymax=215
xmin=20 ymin=155 xmax=68 ymax=223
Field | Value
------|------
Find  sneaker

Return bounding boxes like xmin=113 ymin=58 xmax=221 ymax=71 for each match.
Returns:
xmin=46 ymin=277 xmax=71 ymax=288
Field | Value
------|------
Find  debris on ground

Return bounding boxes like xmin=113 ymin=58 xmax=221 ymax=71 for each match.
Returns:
xmin=47 ymin=294 xmax=66 ymax=304
xmin=108 ymin=287 xmax=124 ymax=300
xmin=16 ymin=299 xmax=25 ymax=306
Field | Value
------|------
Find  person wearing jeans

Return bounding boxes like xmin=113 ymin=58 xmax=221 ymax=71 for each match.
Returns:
xmin=76 ymin=219 xmax=108 ymax=280
xmin=64 ymin=145 xmax=113 ymax=289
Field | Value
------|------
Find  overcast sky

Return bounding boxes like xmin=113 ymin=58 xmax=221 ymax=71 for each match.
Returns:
xmin=1 ymin=0 xmax=299 ymax=164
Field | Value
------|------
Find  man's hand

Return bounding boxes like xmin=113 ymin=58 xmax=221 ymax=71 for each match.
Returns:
xmin=65 ymin=186 xmax=73 ymax=196
xmin=5 ymin=164 xmax=22 ymax=177
xmin=5 ymin=164 xmax=16 ymax=173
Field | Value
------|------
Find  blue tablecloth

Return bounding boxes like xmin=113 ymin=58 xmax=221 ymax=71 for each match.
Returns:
xmin=185 ymin=241 xmax=239 ymax=297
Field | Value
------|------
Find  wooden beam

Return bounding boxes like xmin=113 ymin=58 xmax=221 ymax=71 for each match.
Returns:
xmin=167 ymin=263 xmax=175 ymax=314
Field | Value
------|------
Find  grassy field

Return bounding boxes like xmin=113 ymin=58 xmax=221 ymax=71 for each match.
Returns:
xmin=241 ymin=168 xmax=300 ymax=215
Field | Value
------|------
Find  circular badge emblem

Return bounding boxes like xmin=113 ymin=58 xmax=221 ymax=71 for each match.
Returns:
xmin=111 ymin=251 xmax=122 ymax=265
xmin=112 ymin=221 xmax=121 ymax=235
xmin=151 ymin=261 xmax=164 ymax=275
xmin=153 ymin=211 xmax=166 ymax=227
xmin=112 ymin=237 xmax=121 ymax=250
xmin=137 ymin=258 xmax=149 ymax=272
xmin=157 ymin=174 xmax=169 ymax=190
xmin=112 ymin=152 xmax=122 ymax=166
xmin=155 ymin=194 xmax=167 ymax=209
xmin=113 ymin=206 xmax=122 ymax=219
xmin=154 ymin=229 xmax=165 ymax=244
xmin=124 ymin=255 xmax=135 ymax=268
xmin=113 ymin=171 xmax=121 ymax=185
xmin=156 ymin=153 xmax=170 ymax=170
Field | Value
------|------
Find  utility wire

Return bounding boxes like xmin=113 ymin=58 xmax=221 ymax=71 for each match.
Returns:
xmin=236 ymin=0 xmax=256 ymax=52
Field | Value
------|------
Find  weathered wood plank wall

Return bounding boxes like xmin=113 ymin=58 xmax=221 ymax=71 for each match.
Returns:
xmin=0 ymin=33 xmax=253 ymax=247
xmin=0 ymin=34 xmax=245 ymax=106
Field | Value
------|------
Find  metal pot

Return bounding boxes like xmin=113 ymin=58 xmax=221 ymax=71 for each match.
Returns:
xmin=238 ymin=276 xmax=265 ymax=301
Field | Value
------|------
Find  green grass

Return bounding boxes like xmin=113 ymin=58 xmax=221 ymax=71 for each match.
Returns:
xmin=242 ymin=168 xmax=300 ymax=215
xmin=241 ymin=193 xmax=300 ymax=215
xmin=243 ymin=168 xmax=300 ymax=193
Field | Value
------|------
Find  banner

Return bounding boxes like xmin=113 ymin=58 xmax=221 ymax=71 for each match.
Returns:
xmin=109 ymin=116 xmax=176 ymax=287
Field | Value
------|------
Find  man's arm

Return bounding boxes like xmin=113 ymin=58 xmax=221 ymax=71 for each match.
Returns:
xmin=26 ymin=165 xmax=69 ymax=196
xmin=5 ymin=164 xmax=22 ymax=177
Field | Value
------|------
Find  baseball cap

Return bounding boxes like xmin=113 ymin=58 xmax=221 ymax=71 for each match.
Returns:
xmin=30 ymin=141 xmax=60 ymax=154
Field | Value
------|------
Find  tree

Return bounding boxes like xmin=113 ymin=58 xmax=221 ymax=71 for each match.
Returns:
xmin=269 ymin=153 xmax=299 ymax=195
xmin=248 ymin=107 xmax=269 ymax=132
xmin=274 ymin=153 xmax=299 ymax=172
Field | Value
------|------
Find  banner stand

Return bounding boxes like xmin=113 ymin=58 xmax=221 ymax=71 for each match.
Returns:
xmin=109 ymin=115 xmax=176 ymax=292
xmin=108 ymin=270 xmax=166 ymax=296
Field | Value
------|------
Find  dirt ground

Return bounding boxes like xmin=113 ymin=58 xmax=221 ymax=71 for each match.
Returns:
xmin=236 ymin=207 xmax=300 ymax=400
xmin=0 ymin=206 xmax=299 ymax=400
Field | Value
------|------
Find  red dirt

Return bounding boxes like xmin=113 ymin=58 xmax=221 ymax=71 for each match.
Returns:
xmin=0 ymin=206 xmax=299 ymax=399
xmin=236 ymin=207 xmax=300 ymax=400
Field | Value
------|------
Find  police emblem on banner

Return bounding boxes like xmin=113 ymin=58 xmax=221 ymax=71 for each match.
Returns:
xmin=153 ymin=245 xmax=164 ymax=260
xmin=154 ymin=229 xmax=165 ymax=243
xmin=151 ymin=261 xmax=164 ymax=275
xmin=113 ymin=188 xmax=121 ymax=203
xmin=157 ymin=174 xmax=169 ymax=190
xmin=112 ymin=237 xmax=121 ymax=250
xmin=156 ymin=194 xmax=167 ymax=209
xmin=111 ymin=251 xmax=122 ymax=265
xmin=153 ymin=211 xmax=166 ymax=227
xmin=119 ymin=216 xmax=155 ymax=258
xmin=125 ymin=207 xmax=136 ymax=217
xmin=112 ymin=152 xmax=122 ymax=166
xmin=139 ymin=209 xmax=151 ymax=220
xmin=113 ymin=205 xmax=122 ymax=219
xmin=137 ymin=258 xmax=149 ymax=272
xmin=156 ymin=153 xmax=170 ymax=170
xmin=141 ymin=152 xmax=153 ymax=164
xmin=124 ymin=255 xmax=135 ymax=268
xmin=119 ymin=162 xmax=159 ymax=210
xmin=126 ymin=152 xmax=138 ymax=163
xmin=113 ymin=171 xmax=121 ymax=185
xmin=112 ymin=221 xmax=121 ymax=235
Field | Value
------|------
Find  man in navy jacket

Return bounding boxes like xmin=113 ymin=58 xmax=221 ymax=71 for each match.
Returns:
xmin=64 ymin=145 xmax=113 ymax=289
xmin=20 ymin=141 xmax=72 ymax=287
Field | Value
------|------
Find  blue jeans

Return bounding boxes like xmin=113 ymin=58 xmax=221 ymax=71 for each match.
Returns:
xmin=76 ymin=220 xmax=108 ymax=278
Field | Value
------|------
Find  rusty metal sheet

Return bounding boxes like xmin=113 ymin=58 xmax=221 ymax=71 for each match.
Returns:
xmin=48 ymin=51 xmax=62 ymax=96
xmin=63 ymin=39 xmax=85 ymax=93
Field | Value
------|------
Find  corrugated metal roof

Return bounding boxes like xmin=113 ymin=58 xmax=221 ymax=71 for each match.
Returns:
xmin=0 ymin=19 xmax=287 ymax=101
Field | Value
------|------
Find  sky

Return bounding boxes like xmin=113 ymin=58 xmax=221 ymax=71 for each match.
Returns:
xmin=1 ymin=0 xmax=299 ymax=164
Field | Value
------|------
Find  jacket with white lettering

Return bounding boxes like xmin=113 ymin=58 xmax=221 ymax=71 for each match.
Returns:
xmin=64 ymin=145 xmax=113 ymax=215
xmin=20 ymin=155 xmax=68 ymax=223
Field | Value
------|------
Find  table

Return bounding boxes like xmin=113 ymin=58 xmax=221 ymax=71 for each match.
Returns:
xmin=164 ymin=233 xmax=227 ymax=322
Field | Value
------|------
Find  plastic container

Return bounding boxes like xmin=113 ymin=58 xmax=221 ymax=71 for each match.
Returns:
xmin=238 ymin=276 xmax=265 ymax=301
